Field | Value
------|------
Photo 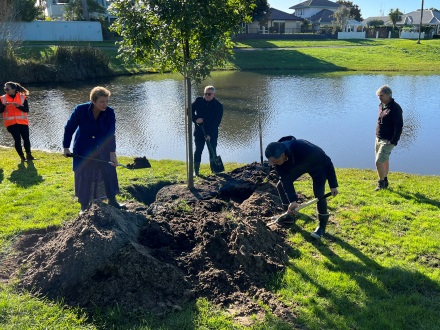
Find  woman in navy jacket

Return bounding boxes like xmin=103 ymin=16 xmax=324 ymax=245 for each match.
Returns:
xmin=63 ymin=86 xmax=124 ymax=213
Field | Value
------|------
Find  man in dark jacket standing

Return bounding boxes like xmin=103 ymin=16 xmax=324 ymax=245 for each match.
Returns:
xmin=265 ymin=136 xmax=339 ymax=239
xmin=192 ymin=85 xmax=223 ymax=176
xmin=375 ymin=85 xmax=403 ymax=191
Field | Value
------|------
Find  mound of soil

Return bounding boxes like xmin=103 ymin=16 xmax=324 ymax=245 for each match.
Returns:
xmin=1 ymin=163 xmax=309 ymax=324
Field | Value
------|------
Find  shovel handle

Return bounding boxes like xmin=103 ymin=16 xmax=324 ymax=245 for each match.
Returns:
xmin=198 ymin=125 xmax=218 ymax=157
xmin=66 ymin=153 xmax=129 ymax=169
xmin=294 ymin=192 xmax=332 ymax=212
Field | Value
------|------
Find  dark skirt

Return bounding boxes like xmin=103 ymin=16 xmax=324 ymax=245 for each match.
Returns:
xmin=74 ymin=162 xmax=119 ymax=205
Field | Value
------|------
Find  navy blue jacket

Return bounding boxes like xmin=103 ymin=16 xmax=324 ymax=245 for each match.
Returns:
xmin=274 ymin=136 xmax=338 ymax=202
xmin=63 ymin=101 xmax=116 ymax=171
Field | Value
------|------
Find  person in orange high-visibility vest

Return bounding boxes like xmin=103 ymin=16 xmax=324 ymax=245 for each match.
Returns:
xmin=0 ymin=81 xmax=35 ymax=161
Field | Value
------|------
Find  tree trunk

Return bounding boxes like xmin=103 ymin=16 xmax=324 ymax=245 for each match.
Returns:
xmin=184 ymin=40 xmax=194 ymax=188
xmin=417 ymin=0 xmax=424 ymax=44
xmin=81 ymin=0 xmax=90 ymax=20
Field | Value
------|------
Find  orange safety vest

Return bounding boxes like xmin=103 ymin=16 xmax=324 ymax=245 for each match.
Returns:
xmin=1 ymin=93 xmax=28 ymax=127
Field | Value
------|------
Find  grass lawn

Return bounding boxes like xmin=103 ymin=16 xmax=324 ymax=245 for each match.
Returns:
xmin=229 ymin=39 xmax=440 ymax=72
xmin=0 ymin=146 xmax=439 ymax=329
xmin=11 ymin=38 xmax=440 ymax=75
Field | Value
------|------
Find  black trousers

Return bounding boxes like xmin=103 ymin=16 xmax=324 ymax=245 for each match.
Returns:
xmin=277 ymin=170 xmax=328 ymax=214
xmin=194 ymin=135 xmax=218 ymax=163
xmin=7 ymin=124 xmax=31 ymax=157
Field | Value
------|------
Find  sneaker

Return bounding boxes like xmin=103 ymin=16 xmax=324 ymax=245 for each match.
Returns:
xmin=374 ymin=180 xmax=386 ymax=191
xmin=20 ymin=155 xmax=26 ymax=162
xmin=311 ymin=231 xmax=322 ymax=239
xmin=384 ymin=177 xmax=389 ymax=188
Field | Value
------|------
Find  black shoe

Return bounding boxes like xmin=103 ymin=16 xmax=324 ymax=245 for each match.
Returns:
xmin=384 ymin=177 xmax=389 ymax=188
xmin=374 ymin=180 xmax=386 ymax=191
xmin=107 ymin=197 xmax=126 ymax=209
xmin=20 ymin=155 xmax=26 ymax=162
xmin=26 ymin=153 xmax=35 ymax=161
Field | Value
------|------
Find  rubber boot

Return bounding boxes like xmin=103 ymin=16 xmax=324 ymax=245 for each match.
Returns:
xmin=107 ymin=196 xmax=126 ymax=209
xmin=311 ymin=213 xmax=330 ymax=239
xmin=194 ymin=162 xmax=200 ymax=177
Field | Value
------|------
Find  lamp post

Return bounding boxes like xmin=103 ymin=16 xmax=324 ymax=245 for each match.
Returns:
xmin=417 ymin=0 xmax=424 ymax=44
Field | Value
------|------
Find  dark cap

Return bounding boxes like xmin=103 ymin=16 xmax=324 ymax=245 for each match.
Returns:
xmin=265 ymin=142 xmax=287 ymax=159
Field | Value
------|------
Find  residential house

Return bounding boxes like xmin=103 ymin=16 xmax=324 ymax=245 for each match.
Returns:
xmin=363 ymin=9 xmax=440 ymax=38
xmin=43 ymin=0 xmax=114 ymax=21
xmin=246 ymin=8 xmax=303 ymax=34
xmin=289 ymin=0 xmax=340 ymax=30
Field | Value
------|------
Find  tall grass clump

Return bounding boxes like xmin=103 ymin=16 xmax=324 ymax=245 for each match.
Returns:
xmin=0 ymin=40 xmax=19 ymax=82
xmin=50 ymin=45 xmax=113 ymax=81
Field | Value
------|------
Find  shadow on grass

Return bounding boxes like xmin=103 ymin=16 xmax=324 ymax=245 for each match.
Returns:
xmin=89 ymin=301 xmax=198 ymax=330
xmin=282 ymin=225 xmax=440 ymax=329
xmin=392 ymin=189 xmax=440 ymax=209
xmin=231 ymin=49 xmax=348 ymax=72
xmin=0 ymin=168 xmax=3 ymax=184
xmin=8 ymin=161 xmax=44 ymax=188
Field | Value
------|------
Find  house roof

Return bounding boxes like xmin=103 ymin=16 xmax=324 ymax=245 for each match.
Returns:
xmin=363 ymin=10 xmax=440 ymax=26
xmin=309 ymin=9 xmax=336 ymax=23
xmin=402 ymin=9 xmax=440 ymax=25
xmin=290 ymin=0 xmax=340 ymax=10
xmin=268 ymin=8 xmax=303 ymax=21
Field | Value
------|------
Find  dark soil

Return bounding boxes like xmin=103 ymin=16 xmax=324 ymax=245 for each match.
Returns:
xmin=1 ymin=163 xmax=310 ymax=326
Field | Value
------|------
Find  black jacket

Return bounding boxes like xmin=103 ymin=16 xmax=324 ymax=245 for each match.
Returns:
xmin=376 ymin=98 xmax=403 ymax=146
xmin=192 ymin=97 xmax=223 ymax=138
xmin=274 ymin=136 xmax=338 ymax=202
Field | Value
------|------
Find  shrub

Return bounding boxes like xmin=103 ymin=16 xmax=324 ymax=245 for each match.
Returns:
xmin=49 ymin=45 xmax=112 ymax=81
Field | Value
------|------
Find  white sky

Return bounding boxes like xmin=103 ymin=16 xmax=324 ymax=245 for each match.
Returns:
xmin=269 ymin=1 xmax=439 ymax=19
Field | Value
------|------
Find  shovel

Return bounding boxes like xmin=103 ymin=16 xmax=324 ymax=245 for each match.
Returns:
xmin=266 ymin=192 xmax=333 ymax=227
xmin=66 ymin=153 xmax=131 ymax=169
xmin=199 ymin=125 xmax=225 ymax=174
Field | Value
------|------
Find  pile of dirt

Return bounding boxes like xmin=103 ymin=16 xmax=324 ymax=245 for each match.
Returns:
xmin=1 ymin=163 xmax=309 ymax=324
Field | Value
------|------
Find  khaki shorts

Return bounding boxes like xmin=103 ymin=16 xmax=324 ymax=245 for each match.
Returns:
xmin=375 ymin=137 xmax=395 ymax=163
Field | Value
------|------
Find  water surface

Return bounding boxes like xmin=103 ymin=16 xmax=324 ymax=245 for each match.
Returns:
xmin=1 ymin=71 xmax=438 ymax=175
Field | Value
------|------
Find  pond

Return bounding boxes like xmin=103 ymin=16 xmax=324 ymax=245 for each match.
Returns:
xmin=1 ymin=71 xmax=439 ymax=176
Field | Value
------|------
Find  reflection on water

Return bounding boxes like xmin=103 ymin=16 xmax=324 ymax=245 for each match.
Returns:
xmin=0 ymin=71 xmax=438 ymax=175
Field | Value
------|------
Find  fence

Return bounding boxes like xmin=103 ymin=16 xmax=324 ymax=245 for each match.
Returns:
xmin=1 ymin=21 xmax=103 ymax=41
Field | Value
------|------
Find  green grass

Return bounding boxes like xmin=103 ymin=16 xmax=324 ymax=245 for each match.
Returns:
xmin=1 ymin=147 xmax=439 ymax=329
xmin=229 ymin=39 xmax=440 ymax=72
xmin=9 ymin=38 xmax=440 ymax=76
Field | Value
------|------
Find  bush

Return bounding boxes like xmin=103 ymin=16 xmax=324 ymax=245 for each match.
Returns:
xmin=50 ymin=45 xmax=112 ymax=81
xmin=0 ymin=41 xmax=19 ymax=82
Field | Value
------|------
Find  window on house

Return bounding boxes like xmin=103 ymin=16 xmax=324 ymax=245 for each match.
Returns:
xmin=273 ymin=21 xmax=285 ymax=34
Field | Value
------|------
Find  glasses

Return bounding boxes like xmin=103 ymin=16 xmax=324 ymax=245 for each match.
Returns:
xmin=204 ymin=93 xmax=212 ymax=96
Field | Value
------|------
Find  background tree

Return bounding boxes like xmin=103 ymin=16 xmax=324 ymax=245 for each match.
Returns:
xmin=333 ymin=5 xmax=350 ymax=31
xmin=2 ymin=0 xmax=43 ymax=22
xmin=389 ymin=8 xmax=403 ymax=30
xmin=336 ymin=0 xmax=363 ymax=21
xmin=367 ymin=19 xmax=384 ymax=28
xmin=109 ymin=0 xmax=254 ymax=188
xmin=251 ymin=0 xmax=269 ymax=22
xmin=301 ymin=18 xmax=311 ymax=32
xmin=64 ymin=0 xmax=105 ymax=21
